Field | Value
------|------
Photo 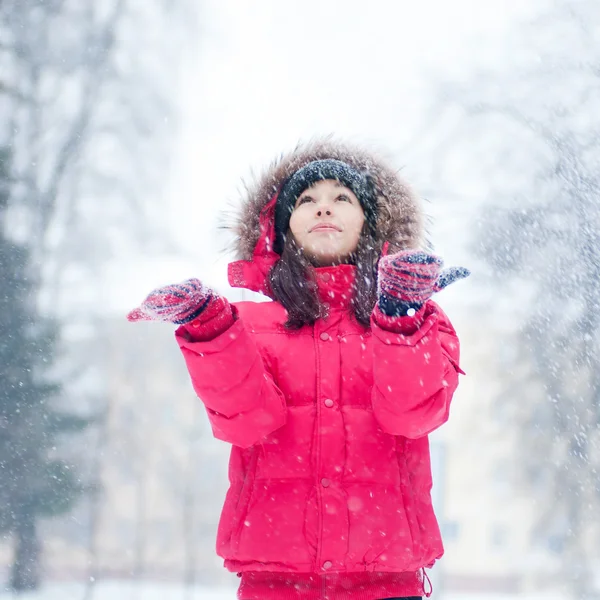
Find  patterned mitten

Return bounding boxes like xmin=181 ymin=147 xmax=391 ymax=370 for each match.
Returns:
xmin=127 ymin=278 xmax=217 ymax=325
xmin=377 ymin=250 xmax=470 ymax=317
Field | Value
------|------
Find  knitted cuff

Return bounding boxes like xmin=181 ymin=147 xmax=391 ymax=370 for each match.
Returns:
xmin=378 ymin=294 xmax=423 ymax=318
xmin=372 ymin=301 xmax=428 ymax=336
xmin=181 ymin=296 xmax=235 ymax=342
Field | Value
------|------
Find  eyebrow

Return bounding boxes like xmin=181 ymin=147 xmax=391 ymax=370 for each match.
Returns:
xmin=296 ymin=182 xmax=351 ymax=202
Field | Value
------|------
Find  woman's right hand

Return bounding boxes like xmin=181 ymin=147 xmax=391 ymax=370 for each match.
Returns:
xmin=127 ymin=278 xmax=217 ymax=324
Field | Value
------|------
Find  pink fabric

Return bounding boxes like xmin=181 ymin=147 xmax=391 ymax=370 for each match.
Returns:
xmin=175 ymin=264 xmax=462 ymax=576
xmin=227 ymin=194 xmax=280 ymax=297
xmin=237 ymin=570 xmax=424 ymax=600
xmin=371 ymin=302 xmax=428 ymax=336
xmin=180 ymin=295 xmax=235 ymax=342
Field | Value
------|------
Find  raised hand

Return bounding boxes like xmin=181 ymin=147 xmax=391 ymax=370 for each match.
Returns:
xmin=127 ymin=278 xmax=216 ymax=325
xmin=377 ymin=250 xmax=470 ymax=316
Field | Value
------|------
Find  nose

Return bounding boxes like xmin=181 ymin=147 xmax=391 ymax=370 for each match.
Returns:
xmin=317 ymin=209 xmax=332 ymax=216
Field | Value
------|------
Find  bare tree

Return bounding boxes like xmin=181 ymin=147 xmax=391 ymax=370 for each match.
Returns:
xmin=0 ymin=0 xmax=197 ymax=589
xmin=438 ymin=1 xmax=600 ymax=596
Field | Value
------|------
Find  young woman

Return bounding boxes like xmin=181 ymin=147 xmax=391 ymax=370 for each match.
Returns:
xmin=128 ymin=138 xmax=469 ymax=599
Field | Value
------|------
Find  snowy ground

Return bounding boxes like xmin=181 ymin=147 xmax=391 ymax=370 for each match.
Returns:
xmin=0 ymin=582 xmax=235 ymax=600
xmin=0 ymin=581 xmax=563 ymax=600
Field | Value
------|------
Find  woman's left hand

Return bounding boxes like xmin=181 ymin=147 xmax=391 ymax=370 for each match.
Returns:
xmin=377 ymin=250 xmax=470 ymax=313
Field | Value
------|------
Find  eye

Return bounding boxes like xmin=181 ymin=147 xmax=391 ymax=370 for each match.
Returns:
xmin=336 ymin=194 xmax=351 ymax=202
xmin=297 ymin=195 xmax=313 ymax=205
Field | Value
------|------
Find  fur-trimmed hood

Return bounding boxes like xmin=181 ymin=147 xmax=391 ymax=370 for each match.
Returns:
xmin=225 ymin=137 xmax=425 ymax=296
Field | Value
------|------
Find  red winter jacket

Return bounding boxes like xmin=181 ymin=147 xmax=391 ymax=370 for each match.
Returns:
xmin=176 ymin=265 xmax=461 ymax=572
xmin=175 ymin=139 xmax=463 ymax=598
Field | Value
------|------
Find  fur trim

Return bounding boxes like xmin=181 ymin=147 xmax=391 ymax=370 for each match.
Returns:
xmin=225 ymin=136 xmax=425 ymax=261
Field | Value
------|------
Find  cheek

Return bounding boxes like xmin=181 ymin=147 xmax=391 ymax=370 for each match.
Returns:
xmin=289 ymin=209 xmax=308 ymax=235
xmin=348 ymin=214 xmax=365 ymax=238
xmin=288 ymin=216 xmax=302 ymax=243
xmin=346 ymin=231 xmax=361 ymax=251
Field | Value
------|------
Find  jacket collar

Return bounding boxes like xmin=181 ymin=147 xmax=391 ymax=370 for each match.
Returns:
xmin=314 ymin=264 xmax=356 ymax=310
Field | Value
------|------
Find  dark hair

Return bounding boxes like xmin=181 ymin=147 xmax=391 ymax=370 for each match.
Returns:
xmin=269 ymin=222 xmax=380 ymax=330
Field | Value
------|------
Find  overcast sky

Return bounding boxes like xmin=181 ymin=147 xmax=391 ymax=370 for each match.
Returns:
xmin=113 ymin=0 xmax=544 ymax=311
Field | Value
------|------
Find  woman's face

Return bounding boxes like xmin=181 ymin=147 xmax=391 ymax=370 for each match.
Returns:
xmin=288 ymin=179 xmax=365 ymax=266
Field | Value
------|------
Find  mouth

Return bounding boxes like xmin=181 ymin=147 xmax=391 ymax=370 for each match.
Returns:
xmin=310 ymin=224 xmax=342 ymax=233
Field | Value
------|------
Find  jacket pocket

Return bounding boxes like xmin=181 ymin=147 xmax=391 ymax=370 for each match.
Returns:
xmin=227 ymin=448 xmax=259 ymax=555
xmin=443 ymin=350 xmax=465 ymax=375
xmin=396 ymin=437 xmax=421 ymax=564
xmin=303 ymin=487 xmax=319 ymax=559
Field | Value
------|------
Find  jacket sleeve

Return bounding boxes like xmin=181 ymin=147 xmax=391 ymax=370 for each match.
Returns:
xmin=175 ymin=304 xmax=287 ymax=448
xmin=370 ymin=300 xmax=463 ymax=439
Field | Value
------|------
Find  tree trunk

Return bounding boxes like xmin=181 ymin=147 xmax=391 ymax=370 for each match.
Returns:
xmin=10 ymin=513 xmax=40 ymax=592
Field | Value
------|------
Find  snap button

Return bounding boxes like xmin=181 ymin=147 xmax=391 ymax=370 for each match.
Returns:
xmin=319 ymin=332 xmax=330 ymax=341
xmin=191 ymin=320 xmax=200 ymax=328
xmin=321 ymin=478 xmax=330 ymax=487
xmin=323 ymin=399 xmax=334 ymax=408
xmin=320 ymin=272 xmax=331 ymax=282
xmin=322 ymin=560 xmax=333 ymax=570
